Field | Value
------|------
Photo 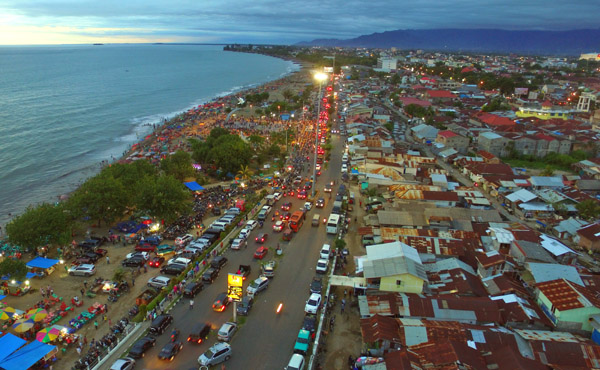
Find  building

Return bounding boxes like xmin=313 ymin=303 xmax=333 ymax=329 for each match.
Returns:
xmin=436 ymin=130 xmax=469 ymax=154
xmin=577 ymin=223 xmax=600 ymax=252
xmin=376 ymin=57 xmax=398 ymax=72
xmin=516 ymin=101 xmax=576 ymax=120
xmin=477 ymin=131 xmax=508 ymax=157
xmin=536 ymin=278 xmax=600 ymax=332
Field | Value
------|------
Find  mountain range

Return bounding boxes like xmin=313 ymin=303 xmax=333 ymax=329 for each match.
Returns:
xmin=297 ymin=29 xmax=600 ymax=55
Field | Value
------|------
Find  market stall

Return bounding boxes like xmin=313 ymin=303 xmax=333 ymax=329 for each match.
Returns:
xmin=26 ymin=257 xmax=60 ymax=278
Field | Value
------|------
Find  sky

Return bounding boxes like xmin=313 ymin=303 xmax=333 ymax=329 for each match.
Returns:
xmin=1 ymin=0 xmax=599 ymax=45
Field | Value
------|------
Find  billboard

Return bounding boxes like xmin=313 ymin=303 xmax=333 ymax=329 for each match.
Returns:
xmin=227 ymin=274 xmax=243 ymax=302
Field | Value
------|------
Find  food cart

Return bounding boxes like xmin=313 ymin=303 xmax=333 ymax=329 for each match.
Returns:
xmin=0 ymin=280 xmax=31 ymax=296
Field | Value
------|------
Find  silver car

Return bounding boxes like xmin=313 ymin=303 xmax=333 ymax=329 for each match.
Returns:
xmin=198 ymin=342 xmax=232 ymax=366
xmin=68 ymin=264 xmax=96 ymax=277
xmin=231 ymin=238 xmax=247 ymax=250
xmin=217 ymin=322 xmax=238 ymax=342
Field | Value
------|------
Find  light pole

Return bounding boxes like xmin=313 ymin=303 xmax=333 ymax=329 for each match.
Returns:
xmin=312 ymin=72 xmax=328 ymax=198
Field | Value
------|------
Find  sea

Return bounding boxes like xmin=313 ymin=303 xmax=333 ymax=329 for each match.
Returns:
xmin=0 ymin=44 xmax=299 ymax=228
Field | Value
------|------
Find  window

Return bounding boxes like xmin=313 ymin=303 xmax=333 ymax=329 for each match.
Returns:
xmin=396 ymin=280 xmax=403 ymax=286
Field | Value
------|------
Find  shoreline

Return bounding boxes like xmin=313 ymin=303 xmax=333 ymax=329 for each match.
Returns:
xmin=1 ymin=53 xmax=310 ymax=231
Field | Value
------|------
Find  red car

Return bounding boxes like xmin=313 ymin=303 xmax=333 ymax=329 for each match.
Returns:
xmin=297 ymin=191 xmax=307 ymax=200
xmin=148 ymin=256 xmax=165 ymax=268
xmin=135 ymin=243 xmax=156 ymax=252
xmin=281 ymin=212 xmax=291 ymax=221
xmin=255 ymin=233 xmax=268 ymax=243
xmin=288 ymin=190 xmax=295 ymax=197
xmin=281 ymin=202 xmax=292 ymax=211
xmin=254 ymin=246 xmax=268 ymax=260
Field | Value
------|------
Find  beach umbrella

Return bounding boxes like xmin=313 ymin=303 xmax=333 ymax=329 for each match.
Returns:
xmin=26 ymin=308 xmax=48 ymax=322
xmin=12 ymin=318 xmax=35 ymax=332
xmin=36 ymin=326 xmax=61 ymax=343
xmin=0 ymin=306 xmax=16 ymax=321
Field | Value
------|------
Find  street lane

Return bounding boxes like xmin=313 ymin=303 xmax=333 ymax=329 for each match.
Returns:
xmin=134 ymin=134 xmax=343 ymax=369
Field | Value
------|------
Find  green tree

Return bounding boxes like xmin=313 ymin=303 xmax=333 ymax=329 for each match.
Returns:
xmin=6 ymin=203 xmax=71 ymax=250
xmin=282 ymin=89 xmax=294 ymax=102
xmin=237 ymin=165 xmax=254 ymax=180
xmin=334 ymin=238 xmax=346 ymax=251
xmin=68 ymin=175 xmax=128 ymax=226
xmin=390 ymin=74 xmax=401 ymax=85
xmin=208 ymin=135 xmax=253 ymax=174
xmin=540 ymin=166 xmax=555 ymax=176
xmin=0 ymin=259 xmax=28 ymax=281
xmin=384 ymin=122 xmax=394 ymax=132
xmin=576 ymin=199 xmax=600 ymax=221
xmin=160 ymin=151 xmax=195 ymax=181
xmin=248 ymin=134 xmax=265 ymax=149
xmin=135 ymin=175 xmax=192 ymax=224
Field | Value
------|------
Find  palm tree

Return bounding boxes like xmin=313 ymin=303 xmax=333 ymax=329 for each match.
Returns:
xmin=541 ymin=165 xmax=555 ymax=176
xmin=237 ymin=165 xmax=254 ymax=181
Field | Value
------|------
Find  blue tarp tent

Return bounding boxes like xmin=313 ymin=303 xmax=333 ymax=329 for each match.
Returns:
xmin=184 ymin=181 xmax=205 ymax=191
xmin=26 ymin=257 xmax=60 ymax=269
xmin=0 ymin=296 xmax=5 ymax=301
xmin=0 ymin=333 xmax=26 ymax=363
xmin=0 ymin=340 xmax=55 ymax=370
xmin=25 ymin=272 xmax=38 ymax=279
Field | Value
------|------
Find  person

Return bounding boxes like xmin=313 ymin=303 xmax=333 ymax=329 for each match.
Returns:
xmin=190 ymin=299 xmax=194 ymax=309
xmin=94 ymin=321 xmax=98 ymax=330
xmin=106 ymin=256 xmax=110 ymax=264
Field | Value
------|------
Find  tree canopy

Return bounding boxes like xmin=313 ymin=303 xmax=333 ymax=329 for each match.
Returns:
xmin=576 ymin=199 xmax=600 ymax=221
xmin=135 ymin=175 xmax=192 ymax=224
xmin=67 ymin=174 xmax=128 ymax=226
xmin=0 ymin=259 xmax=28 ymax=281
xmin=160 ymin=151 xmax=195 ymax=182
xmin=6 ymin=203 xmax=71 ymax=249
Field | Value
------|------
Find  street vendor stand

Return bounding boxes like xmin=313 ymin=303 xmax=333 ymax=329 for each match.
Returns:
xmin=0 ymin=279 xmax=31 ymax=296
xmin=26 ymin=257 xmax=60 ymax=278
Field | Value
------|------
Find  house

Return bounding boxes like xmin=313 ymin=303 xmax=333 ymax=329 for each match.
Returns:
xmin=553 ymin=217 xmax=589 ymax=241
xmin=577 ymin=223 xmax=600 ymax=252
xmin=359 ymin=314 xmax=402 ymax=355
xmin=529 ymin=176 xmax=565 ymax=190
xmin=425 ymin=90 xmax=457 ymax=103
xmin=475 ymin=250 xmax=513 ymax=278
xmin=535 ymin=278 xmax=600 ymax=332
xmin=362 ymin=241 xmax=428 ymax=293
xmin=526 ymin=262 xmax=584 ymax=286
xmin=477 ymin=131 xmax=509 ymax=157
xmin=435 ymin=130 xmax=469 ymax=154
xmin=410 ymin=124 xmax=438 ymax=143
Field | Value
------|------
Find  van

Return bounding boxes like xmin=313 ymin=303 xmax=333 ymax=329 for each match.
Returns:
xmin=320 ymin=244 xmax=332 ymax=259
xmin=211 ymin=222 xmax=228 ymax=232
xmin=312 ymin=214 xmax=321 ymax=227
xmin=286 ymin=353 xmax=305 ymax=370
xmin=187 ymin=322 xmax=211 ymax=344
xmin=257 ymin=210 xmax=268 ymax=221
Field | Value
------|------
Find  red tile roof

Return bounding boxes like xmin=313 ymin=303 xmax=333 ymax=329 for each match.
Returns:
xmin=477 ymin=150 xmax=496 ymax=160
xmin=438 ymin=130 xmax=458 ymax=138
xmin=426 ymin=90 xmax=457 ymax=99
xmin=398 ymin=96 xmax=431 ymax=107
xmin=536 ymin=278 xmax=600 ymax=311
xmin=475 ymin=112 xmax=516 ymax=126
xmin=422 ymin=191 xmax=459 ymax=202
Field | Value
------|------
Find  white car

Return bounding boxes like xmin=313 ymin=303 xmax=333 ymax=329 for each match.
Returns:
xmin=246 ymin=276 xmax=269 ymax=297
xmin=273 ymin=192 xmax=283 ymax=201
xmin=217 ymin=322 xmax=238 ymax=342
xmin=246 ymin=220 xmax=259 ymax=230
xmin=304 ymin=293 xmax=322 ymax=314
xmin=231 ymin=238 xmax=247 ymax=250
xmin=167 ymin=257 xmax=191 ymax=266
xmin=303 ymin=202 xmax=312 ymax=211
xmin=147 ymin=276 xmax=171 ymax=289
xmin=175 ymin=234 xmax=194 ymax=247
xmin=315 ymin=259 xmax=329 ymax=274
xmin=110 ymin=357 xmax=136 ymax=370
xmin=126 ymin=251 xmax=150 ymax=260
xmin=68 ymin=264 xmax=96 ymax=277
xmin=198 ymin=342 xmax=232 ymax=366
xmin=272 ymin=221 xmax=284 ymax=232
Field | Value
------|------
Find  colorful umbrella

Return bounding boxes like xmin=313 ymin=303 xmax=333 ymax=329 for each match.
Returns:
xmin=26 ymin=308 xmax=48 ymax=322
xmin=36 ymin=327 xmax=61 ymax=343
xmin=0 ymin=307 xmax=16 ymax=321
xmin=12 ymin=318 xmax=35 ymax=332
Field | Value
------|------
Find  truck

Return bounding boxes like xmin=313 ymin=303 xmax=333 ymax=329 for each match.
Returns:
xmin=236 ymin=265 xmax=251 ymax=281
xmin=332 ymin=200 xmax=343 ymax=215
xmin=261 ymin=260 xmax=276 ymax=278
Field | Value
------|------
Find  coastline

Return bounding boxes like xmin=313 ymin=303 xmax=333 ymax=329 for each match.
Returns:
xmin=1 ymin=53 xmax=309 ymax=231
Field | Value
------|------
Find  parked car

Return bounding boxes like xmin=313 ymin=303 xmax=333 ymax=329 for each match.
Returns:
xmin=128 ymin=336 xmax=156 ymax=359
xmin=122 ymin=257 xmax=145 ymax=268
xmin=68 ymin=264 xmax=96 ymax=277
xmin=160 ymin=263 xmax=186 ymax=276
xmin=148 ymin=256 xmax=165 ymax=268
xmin=246 ymin=276 xmax=269 ymax=297
xmin=285 ymin=353 xmax=305 ymax=370
xmin=134 ymin=243 xmax=156 ymax=253
xmin=212 ymin=292 xmax=231 ymax=312
xmin=147 ymin=276 xmax=171 ymax=289
xmin=174 ymin=234 xmax=194 ymax=247
xmin=156 ymin=245 xmax=176 ymax=256
xmin=302 ymin=315 xmax=316 ymax=334
xmin=197 ymin=342 xmax=232 ymax=366
xmin=217 ymin=322 xmax=238 ymax=342
xmin=202 ymin=268 xmax=219 ymax=283
xmin=231 ymin=238 xmax=247 ymax=250
xmin=294 ymin=329 xmax=311 ymax=355
xmin=187 ymin=322 xmax=211 ymax=344
xmin=109 ymin=358 xmax=135 ymax=370
xmin=211 ymin=256 xmax=228 ymax=270
xmin=315 ymin=259 xmax=329 ymax=274
xmin=310 ymin=277 xmax=322 ymax=294
xmin=167 ymin=257 xmax=191 ymax=266
xmin=246 ymin=220 xmax=259 ymax=230
xmin=126 ymin=251 xmax=150 ymax=260
xmin=149 ymin=314 xmax=173 ymax=335
xmin=183 ymin=281 xmax=204 ymax=298
xmin=304 ymin=293 xmax=322 ymax=314
xmin=158 ymin=341 xmax=183 ymax=361
xmin=253 ymin=246 xmax=268 ymax=260
xmin=236 ymin=296 xmax=253 ymax=316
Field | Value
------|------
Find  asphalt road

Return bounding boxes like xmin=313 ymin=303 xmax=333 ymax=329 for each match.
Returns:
xmin=134 ymin=135 xmax=343 ymax=370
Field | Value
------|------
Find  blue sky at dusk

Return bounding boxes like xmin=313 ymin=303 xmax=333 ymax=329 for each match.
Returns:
xmin=1 ymin=0 xmax=598 ymax=45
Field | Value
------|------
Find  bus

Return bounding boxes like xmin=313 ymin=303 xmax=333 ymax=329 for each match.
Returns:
xmin=289 ymin=210 xmax=305 ymax=232
xmin=326 ymin=214 xmax=341 ymax=235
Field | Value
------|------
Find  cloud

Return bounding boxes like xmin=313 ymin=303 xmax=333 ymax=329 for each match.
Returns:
xmin=1 ymin=0 xmax=599 ymax=44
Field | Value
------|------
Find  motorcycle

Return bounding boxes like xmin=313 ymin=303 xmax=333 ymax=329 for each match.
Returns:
xmin=322 ymin=217 xmax=327 ymax=225
xmin=171 ymin=329 xmax=180 ymax=342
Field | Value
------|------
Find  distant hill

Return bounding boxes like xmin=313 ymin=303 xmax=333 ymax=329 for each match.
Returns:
xmin=297 ymin=29 xmax=600 ymax=55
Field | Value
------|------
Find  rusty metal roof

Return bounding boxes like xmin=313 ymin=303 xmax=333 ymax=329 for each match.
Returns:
xmin=360 ymin=314 xmax=402 ymax=344
xmin=536 ymin=278 xmax=600 ymax=312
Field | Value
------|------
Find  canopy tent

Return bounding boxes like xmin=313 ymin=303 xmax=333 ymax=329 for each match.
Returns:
xmin=26 ymin=257 xmax=60 ymax=269
xmin=184 ymin=181 xmax=205 ymax=191
xmin=0 ymin=340 xmax=56 ymax=370
xmin=0 ymin=333 xmax=26 ymax=363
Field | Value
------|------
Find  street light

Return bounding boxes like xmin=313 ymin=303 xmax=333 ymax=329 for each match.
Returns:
xmin=312 ymin=72 xmax=328 ymax=198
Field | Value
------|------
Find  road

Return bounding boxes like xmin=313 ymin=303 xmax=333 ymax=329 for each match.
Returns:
xmin=134 ymin=135 xmax=343 ymax=369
